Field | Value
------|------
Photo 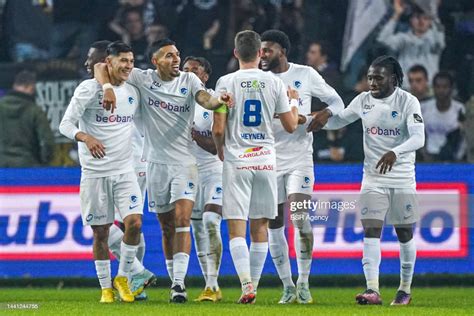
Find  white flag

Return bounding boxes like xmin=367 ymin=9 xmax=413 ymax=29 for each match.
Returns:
xmin=340 ymin=0 xmax=388 ymax=72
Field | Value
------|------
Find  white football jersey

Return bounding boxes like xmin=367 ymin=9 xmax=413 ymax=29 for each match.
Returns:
xmin=326 ymin=88 xmax=424 ymax=188
xmin=132 ymin=125 xmax=146 ymax=172
xmin=421 ymin=98 xmax=465 ymax=155
xmin=59 ymin=79 xmax=139 ymax=178
xmin=215 ymin=68 xmax=291 ymax=166
xmin=192 ymin=89 xmax=223 ymax=173
xmin=127 ymin=68 xmax=206 ymax=165
xmin=270 ymin=63 xmax=344 ymax=170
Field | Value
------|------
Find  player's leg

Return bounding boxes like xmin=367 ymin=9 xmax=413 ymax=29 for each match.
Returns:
xmin=92 ymin=224 xmax=114 ymax=303
xmin=286 ymin=168 xmax=314 ymax=304
xmin=390 ymin=187 xmax=418 ymax=306
xmin=249 ymin=218 xmax=269 ymax=291
xmin=114 ymin=172 xmax=144 ymax=303
xmin=80 ymin=176 xmax=115 ymax=303
xmin=169 ymin=164 xmax=198 ymax=303
xmin=135 ymin=170 xmax=147 ymax=263
xmin=268 ymin=171 xmax=296 ymax=303
xmin=146 ymin=162 xmax=175 ymax=281
xmin=356 ymin=187 xmax=389 ymax=305
xmin=223 ymin=165 xmax=254 ymax=304
xmin=195 ymin=173 xmax=223 ymax=302
xmin=289 ymin=192 xmax=314 ymax=304
xmin=191 ymin=186 xmax=209 ymax=290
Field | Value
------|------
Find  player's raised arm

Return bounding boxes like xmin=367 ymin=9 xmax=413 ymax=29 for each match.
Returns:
xmin=94 ymin=62 xmax=116 ymax=113
xmin=212 ymin=105 xmax=228 ymax=161
xmin=195 ymin=89 xmax=234 ymax=111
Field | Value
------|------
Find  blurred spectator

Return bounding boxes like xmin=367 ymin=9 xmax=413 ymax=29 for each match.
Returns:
xmin=408 ymin=64 xmax=432 ymax=102
xmin=0 ymin=71 xmax=55 ymax=167
xmin=49 ymin=0 xmax=102 ymax=63
xmin=306 ymin=40 xmax=343 ymax=93
xmin=377 ymin=0 xmax=445 ymax=89
xmin=421 ymin=71 xmax=466 ymax=161
xmin=109 ymin=6 xmax=148 ymax=65
xmin=279 ymin=2 xmax=304 ymax=62
xmin=465 ymin=95 xmax=474 ymax=163
xmin=3 ymin=0 xmax=52 ymax=62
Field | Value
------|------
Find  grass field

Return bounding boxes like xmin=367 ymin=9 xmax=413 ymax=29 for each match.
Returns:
xmin=2 ymin=287 xmax=474 ymax=315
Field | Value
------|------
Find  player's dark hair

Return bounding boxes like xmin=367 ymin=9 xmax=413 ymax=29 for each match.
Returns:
xmin=148 ymin=38 xmax=176 ymax=59
xmin=308 ymin=40 xmax=332 ymax=59
xmin=91 ymin=40 xmax=112 ymax=54
xmin=235 ymin=30 xmax=261 ymax=63
xmin=370 ymin=55 xmax=404 ymax=87
xmin=183 ymin=56 xmax=212 ymax=76
xmin=408 ymin=64 xmax=428 ymax=79
xmin=13 ymin=70 xmax=36 ymax=87
xmin=433 ymin=71 xmax=454 ymax=87
xmin=261 ymin=29 xmax=291 ymax=56
xmin=106 ymin=41 xmax=133 ymax=56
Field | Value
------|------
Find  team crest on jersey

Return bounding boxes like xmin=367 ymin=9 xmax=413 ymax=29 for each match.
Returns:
xmin=130 ymin=195 xmax=138 ymax=203
xmin=216 ymin=187 xmax=222 ymax=194
xmin=129 ymin=96 xmax=134 ymax=104
xmin=180 ymin=88 xmax=188 ymax=95
xmin=188 ymin=182 xmax=195 ymax=189
xmin=203 ymin=111 xmax=210 ymax=120
xmin=391 ymin=111 xmax=398 ymax=118
xmin=304 ymin=176 xmax=311 ymax=184
xmin=294 ymin=80 xmax=302 ymax=89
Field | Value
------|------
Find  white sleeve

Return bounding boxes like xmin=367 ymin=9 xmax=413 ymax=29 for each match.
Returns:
xmin=274 ymin=77 xmax=291 ymax=114
xmin=189 ymin=72 xmax=206 ymax=97
xmin=59 ymin=83 xmax=91 ymax=140
xmin=391 ymin=98 xmax=425 ymax=157
xmin=324 ymin=94 xmax=361 ymax=130
xmin=308 ymin=67 xmax=344 ymax=115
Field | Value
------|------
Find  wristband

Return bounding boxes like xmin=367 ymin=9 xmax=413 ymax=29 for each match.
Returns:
xmin=290 ymin=98 xmax=298 ymax=108
xmin=214 ymin=104 xmax=228 ymax=114
xmin=102 ymin=83 xmax=113 ymax=91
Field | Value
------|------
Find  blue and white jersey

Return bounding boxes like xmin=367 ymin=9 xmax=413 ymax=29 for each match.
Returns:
xmin=215 ymin=68 xmax=290 ymax=166
xmin=59 ymin=79 xmax=139 ymax=178
xmin=128 ymin=68 xmax=206 ymax=165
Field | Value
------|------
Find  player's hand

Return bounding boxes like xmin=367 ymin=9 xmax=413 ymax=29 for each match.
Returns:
xmin=84 ymin=135 xmax=106 ymax=159
xmin=219 ymin=92 xmax=234 ymax=108
xmin=376 ymin=151 xmax=396 ymax=174
xmin=298 ymin=114 xmax=307 ymax=125
xmin=306 ymin=109 xmax=331 ymax=132
xmin=287 ymin=86 xmax=299 ymax=100
xmin=102 ymin=88 xmax=116 ymax=113
xmin=393 ymin=0 xmax=405 ymax=18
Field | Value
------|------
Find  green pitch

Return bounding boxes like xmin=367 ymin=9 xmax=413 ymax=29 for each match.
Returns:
xmin=2 ymin=287 xmax=474 ymax=315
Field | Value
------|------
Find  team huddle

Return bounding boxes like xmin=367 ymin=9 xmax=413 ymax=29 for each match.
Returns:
xmin=59 ymin=29 xmax=425 ymax=306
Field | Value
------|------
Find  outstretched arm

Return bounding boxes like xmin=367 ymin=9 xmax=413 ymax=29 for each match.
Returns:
xmin=196 ymin=90 xmax=233 ymax=111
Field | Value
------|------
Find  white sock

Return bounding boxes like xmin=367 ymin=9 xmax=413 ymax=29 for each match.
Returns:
xmin=166 ymin=259 xmax=174 ymax=281
xmin=95 ymin=260 xmax=112 ymax=289
xmin=268 ymin=227 xmax=294 ymax=288
xmin=203 ymin=212 xmax=222 ymax=289
xmin=107 ymin=224 xmax=123 ymax=259
xmin=229 ymin=237 xmax=251 ymax=285
xmin=250 ymin=242 xmax=268 ymax=290
xmin=173 ymin=252 xmax=190 ymax=285
xmin=118 ymin=241 xmax=138 ymax=277
xmin=136 ymin=233 xmax=146 ymax=263
xmin=295 ymin=225 xmax=313 ymax=285
xmin=362 ymin=237 xmax=381 ymax=293
xmin=399 ymin=238 xmax=416 ymax=294
xmin=191 ymin=219 xmax=209 ymax=283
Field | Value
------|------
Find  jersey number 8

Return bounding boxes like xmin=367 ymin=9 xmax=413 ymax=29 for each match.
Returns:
xmin=243 ymin=99 xmax=262 ymax=126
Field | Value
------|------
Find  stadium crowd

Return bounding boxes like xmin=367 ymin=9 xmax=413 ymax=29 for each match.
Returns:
xmin=0 ymin=0 xmax=473 ymax=166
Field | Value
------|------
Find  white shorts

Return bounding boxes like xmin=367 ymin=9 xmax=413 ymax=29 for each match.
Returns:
xmin=147 ymin=162 xmax=198 ymax=214
xmin=359 ymin=187 xmax=419 ymax=225
xmin=277 ymin=165 xmax=314 ymax=204
xmin=222 ymin=163 xmax=277 ymax=220
xmin=115 ymin=169 xmax=147 ymax=222
xmin=80 ymin=172 xmax=143 ymax=226
xmin=191 ymin=171 xmax=223 ymax=220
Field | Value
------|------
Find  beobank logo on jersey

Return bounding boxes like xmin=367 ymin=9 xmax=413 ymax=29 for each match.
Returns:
xmin=148 ymin=97 xmax=190 ymax=113
xmin=96 ymin=114 xmax=134 ymax=123
xmin=366 ymin=126 xmax=401 ymax=137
